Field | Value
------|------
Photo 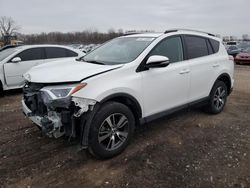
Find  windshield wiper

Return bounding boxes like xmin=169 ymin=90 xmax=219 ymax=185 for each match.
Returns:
xmin=84 ymin=60 xmax=105 ymax=65
xmin=75 ymin=57 xmax=82 ymax=61
xmin=75 ymin=57 xmax=105 ymax=65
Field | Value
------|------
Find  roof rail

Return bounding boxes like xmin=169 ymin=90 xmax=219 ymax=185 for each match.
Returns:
xmin=164 ymin=28 xmax=215 ymax=37
xmin=123 ymin=32 xmax=143 ymax=36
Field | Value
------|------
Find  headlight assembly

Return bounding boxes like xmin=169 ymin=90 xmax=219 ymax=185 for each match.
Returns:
xmin=41 ymin=83 xmax=87 ymax=99
xmin=50 ymin=88 xmax=73 ymax=98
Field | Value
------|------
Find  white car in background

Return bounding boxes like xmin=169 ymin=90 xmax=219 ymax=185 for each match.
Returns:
xmin=0 ymin=45 xmax=85 ymax=93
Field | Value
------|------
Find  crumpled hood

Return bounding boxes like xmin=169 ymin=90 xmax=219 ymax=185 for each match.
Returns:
xmin=24 ymin=59 xmax=123 ymax=83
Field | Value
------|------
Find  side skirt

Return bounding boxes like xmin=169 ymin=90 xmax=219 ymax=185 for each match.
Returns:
xmin=140 ymin=97 xmax=209 ymax=124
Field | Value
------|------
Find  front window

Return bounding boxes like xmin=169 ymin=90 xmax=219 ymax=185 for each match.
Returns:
xmin=15 ymin=48 xmax=44 ymax=61
xmin=81 ymin=37 xmax=155 ymax=65
xmin=149 ymin=36 xmax=184 ymax=63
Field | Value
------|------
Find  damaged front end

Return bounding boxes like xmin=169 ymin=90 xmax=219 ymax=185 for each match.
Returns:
xmin=22 ymin=82 xmax=96 ymax=140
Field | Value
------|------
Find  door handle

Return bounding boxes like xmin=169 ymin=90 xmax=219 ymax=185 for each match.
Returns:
xmin=179 ymin=69 xmax=190 ymax=74
xmin=213 ymin=63 xmax=220 ymax=68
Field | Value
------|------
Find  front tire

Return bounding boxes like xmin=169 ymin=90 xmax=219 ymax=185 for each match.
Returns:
xmin=207 ymin=81 xmax=228 ymax=114
xmin=88 ymin=102 xmax=135 ymax=159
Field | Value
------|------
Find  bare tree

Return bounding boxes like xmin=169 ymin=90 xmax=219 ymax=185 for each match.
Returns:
xmin=23 ymin=29 xmax=123 ymax=45
xmin=0 ymin=16 xmax=20 ymax=37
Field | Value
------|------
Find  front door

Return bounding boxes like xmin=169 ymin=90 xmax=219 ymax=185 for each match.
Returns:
xmin=4 ymin=48 xmax=45 ymax=87
xmin=140 ymin=36 xmax=190 ymax=117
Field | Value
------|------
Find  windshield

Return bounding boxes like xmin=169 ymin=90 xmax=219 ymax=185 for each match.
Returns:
xmin=0 ymin=48 xmax=17 ymax=61
xmin=82 ymin=37 xmax=155 ymax=65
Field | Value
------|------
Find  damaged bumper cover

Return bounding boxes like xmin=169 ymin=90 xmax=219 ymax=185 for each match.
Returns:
xmin=72 ymin=97 xmax=96 ymax=117
xmin=22 ymin=83 xmax=97 ymax=140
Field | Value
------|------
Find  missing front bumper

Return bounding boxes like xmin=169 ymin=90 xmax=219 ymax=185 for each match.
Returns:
xmin=22 ymin=96 xmax=97 ymax=139
xmin=22 ymin=99 xmax=43 ymax=127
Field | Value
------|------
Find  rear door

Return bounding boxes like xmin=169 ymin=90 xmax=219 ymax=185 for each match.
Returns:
xmin=44 ymin=47 xmax=78 ymax=63
xmin=184 ymin=35 xmax=215 ymax=102
xmin=4 ymin=47 xmax=45 ymax=87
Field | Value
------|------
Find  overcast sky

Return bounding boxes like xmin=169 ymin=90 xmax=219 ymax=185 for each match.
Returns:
xmin=0 ymin=0 xmax=249 ymax=37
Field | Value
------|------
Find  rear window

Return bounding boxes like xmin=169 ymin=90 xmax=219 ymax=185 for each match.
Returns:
xmin=185 ymin=36 xmax=209 ymax=59
xmin=45 ymin=47 xmax=78 ymax=59
xmin=66 ymin=50 xmax=78 ymax=57
xmin=209 ymin=39 xmax=220 ymax=53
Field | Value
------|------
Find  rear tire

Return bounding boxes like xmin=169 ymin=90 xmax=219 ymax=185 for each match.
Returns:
xmin=88 ymin=102 xmax=135 ymax=159
xmin=206 ymin=81 xmax=228 ymax=114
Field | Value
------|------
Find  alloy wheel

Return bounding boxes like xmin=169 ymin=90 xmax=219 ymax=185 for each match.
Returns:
xmin=213 ymin=86 xmax=226 ymax=110
xmin=98 ymin=113 xmax=129 ymax=151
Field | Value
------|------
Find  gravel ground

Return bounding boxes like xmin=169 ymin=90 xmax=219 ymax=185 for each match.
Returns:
xmin=0 ymin=65 xmax=249 ymax=188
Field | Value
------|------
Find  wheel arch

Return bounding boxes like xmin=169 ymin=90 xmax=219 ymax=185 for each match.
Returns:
xmin=80 ymin=93 xmax=143 ymax=148
xmin=99 ymin=93 xmax=142 ymax=125
xmin=213 ymin=73 xmax=232 ymax=95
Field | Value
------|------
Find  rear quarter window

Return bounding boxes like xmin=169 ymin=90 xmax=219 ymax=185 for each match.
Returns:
xmin=209 ymin=39 xmax=220 ymax=53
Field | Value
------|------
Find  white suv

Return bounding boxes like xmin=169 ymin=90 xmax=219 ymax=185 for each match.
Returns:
xmin=22 ymin=29 xmax=234 ymax=158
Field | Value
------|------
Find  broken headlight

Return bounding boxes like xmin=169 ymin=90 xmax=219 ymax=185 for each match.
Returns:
xmin=50 ymin=88 xmax=72 ymax=98
xmin=41 ymin=83 xmax=87 ymax=99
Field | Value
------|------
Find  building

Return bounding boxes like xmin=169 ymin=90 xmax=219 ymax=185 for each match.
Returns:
xmin=242 ymin=34 xmax=249 ymax=41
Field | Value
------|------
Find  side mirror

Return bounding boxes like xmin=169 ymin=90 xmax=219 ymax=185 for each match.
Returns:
xmin=145 ymin=55 xmax=170 ymax=68
xmin=11 ymin=57 xmax=21 ymax=63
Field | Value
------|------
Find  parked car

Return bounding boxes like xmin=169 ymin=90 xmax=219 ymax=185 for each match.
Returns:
xmin=22 ymin=29 xmax=234 ymax=158
xmin=0 ymin=44 xmax=22 ymax=52
xmin=237 ymin=42 xmax=250 ymax=51
xmin=0 ymin=45 xmax=85 ymax=93
xmin=235 ymin=47 xmax=250 ymax=64
xmin=226 ymin=41 xmax=238 ymax=46
xmin=227 ymin=45 xmax=241 ymax=57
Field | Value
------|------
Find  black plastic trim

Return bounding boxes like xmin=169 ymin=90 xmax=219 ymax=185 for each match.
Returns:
xmin=100 ymin=93 xmax=142 ymax=118
xmin=214 ymin=73 xmax=232 ymax=96
xmin=164 ymin=29 xmax=215 ymax=37
xmin=140 ymin=96 xmax=209 ymax=124
xmin=80 ymin=103 xmax=101 ymax=147
xmin=80 ymin=93 xmax=142 ymax=147
xmin=164 ymin=29 xmax=178 ymax=34
xmin=0 ymin=80 xmax=3 ymax=95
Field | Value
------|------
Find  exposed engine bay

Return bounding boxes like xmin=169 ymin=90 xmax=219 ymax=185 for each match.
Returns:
xmin=22 ymin=82 xmax=96 ymax=141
